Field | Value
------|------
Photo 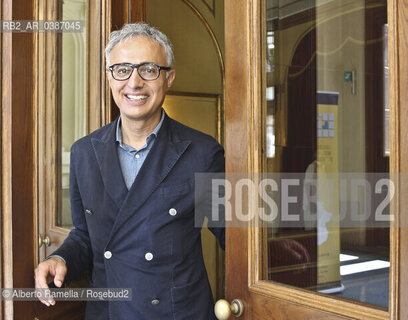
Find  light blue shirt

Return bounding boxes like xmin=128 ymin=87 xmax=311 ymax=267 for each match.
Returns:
xmin=116 ymin=110 xmax=165 ymax=190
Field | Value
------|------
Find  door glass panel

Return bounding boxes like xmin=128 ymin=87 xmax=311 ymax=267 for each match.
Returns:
xmin=263 ymin=0 xmax=389 ymax=309
xmin=57 ymin=0 xmax=87 ymax=228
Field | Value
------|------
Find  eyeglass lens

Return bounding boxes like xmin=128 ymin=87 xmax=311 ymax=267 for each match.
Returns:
xmin=112 ymin=63 xmax=160 ymax=80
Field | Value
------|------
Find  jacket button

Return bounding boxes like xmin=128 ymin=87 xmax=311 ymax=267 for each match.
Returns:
xmin=145 ymin=252 xmax=153 ymax=261
xmin=151 ymin=299 xmax=159 ymax=305
xmin=104 ymin=251 xmax=112 ymax=259
xmin=169 ymin=208 xmax=177 ymax=216
xmin=85 ymin=209 xmax=93 ymax=215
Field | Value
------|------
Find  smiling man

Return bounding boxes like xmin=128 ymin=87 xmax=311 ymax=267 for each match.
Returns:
xmin=34 ymin=23 xmax=225 ymax=320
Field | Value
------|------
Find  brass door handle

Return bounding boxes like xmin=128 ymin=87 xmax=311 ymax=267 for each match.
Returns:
xmin=38 ymin=235 xmax=51 ymax=248
xmin=214 ymin=299 xmax=244 ymax=319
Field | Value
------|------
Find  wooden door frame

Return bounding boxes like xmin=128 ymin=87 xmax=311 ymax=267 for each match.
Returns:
xmin=1 ymin=0 xmax=36 ymax=319
xmin=389 ymin=0 xmax=408 ymax=319
xmin=224 ymin=0 xmax=407 ymax=319
xmin=1 ymin=0 xmax=13 ymax=319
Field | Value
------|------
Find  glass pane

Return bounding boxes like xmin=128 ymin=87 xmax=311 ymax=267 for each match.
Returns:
xmin=263 ymin=0 xmax=389 ymax=309
xmin=57 ymin=0 xmax=87 ymax=228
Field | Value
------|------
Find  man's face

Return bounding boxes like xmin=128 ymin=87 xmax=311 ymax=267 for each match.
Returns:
xmin=107 ymin=36 xmax=175 ymax=124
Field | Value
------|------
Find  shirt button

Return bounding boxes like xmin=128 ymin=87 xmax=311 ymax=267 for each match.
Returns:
xmin=169 ymin=208 xmax=177 ymax=216
xmin=135 ymin=154 xmax=140 ymax=159
xmin=104 ymin=251 xmax=112 ymax=259
xmin=145 ymin=252 xmax=154 ymax=261
xmin=151 ymin=299 xmax=160 ymax=305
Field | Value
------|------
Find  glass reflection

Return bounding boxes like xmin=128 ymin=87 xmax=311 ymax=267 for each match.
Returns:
xmin=264 ymin=0 xmax=389 ymax=309
xmin=58 ymin=0 xmax=87 ymax=228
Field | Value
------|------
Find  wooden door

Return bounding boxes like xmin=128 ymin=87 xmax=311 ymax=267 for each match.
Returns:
xmin=33 ymin=0 xmax=107 ymax=318
xmin=221 ymin=0 xmax=407 ymax=319
xmin=0 ymin=0 xmax=143 ymax=319
xmin=32 ymin=1 xmax=149 ymax=318
xmin=34 ymin=1 xmax=144 ymax=319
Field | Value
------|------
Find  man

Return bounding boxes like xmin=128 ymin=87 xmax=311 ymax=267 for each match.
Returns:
xmin=35 ymin=23 xmax=225 ymax=320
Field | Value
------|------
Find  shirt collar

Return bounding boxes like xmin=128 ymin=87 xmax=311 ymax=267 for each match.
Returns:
xmin=116 ymin=109 xmax=165 ymax=147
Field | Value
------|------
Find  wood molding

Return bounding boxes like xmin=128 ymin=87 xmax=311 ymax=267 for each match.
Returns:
xmin=109 ymin=0 xmax=146 ymax=31
xmin=12 ymin=0 xmax=35 ymax=317
xmin=38 ymin=0 xmax=61 ymax=259
xmin=102 ymin=0 xmax=109 ymax=125
xmin=250 ymin=281 xmax=388 ymax=319
xmin=388 ymin=0 xmax=399 ymax=318
xmin=224 ymin=0 xmax=252 ymax=317
xmin=1 ymin=0 xmax=13 ymax=318
xmin=201 ymin=0 xmax=216 ymax=17
xmin=389 ymin=0 xmax=408 ymax=319
xmin=129 ymin=0 xmax=146 ymax=22
xmin=110 ymin=0 xmax=128 ymax=30
xmin=388 ymin=0 xmax=400 ymax=318
xmin=88 ymin=0 xmax=104 ymax=131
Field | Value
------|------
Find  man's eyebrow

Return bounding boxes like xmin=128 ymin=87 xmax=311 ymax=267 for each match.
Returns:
xmin=113 ymin=62 xmax=133 ymax=65
xmin=114 ymin=61 xmax=155 ymax=65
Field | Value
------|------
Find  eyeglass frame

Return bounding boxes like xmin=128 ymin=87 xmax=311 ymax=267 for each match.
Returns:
xmin=108 ymin=62 xmax=172 ymax=81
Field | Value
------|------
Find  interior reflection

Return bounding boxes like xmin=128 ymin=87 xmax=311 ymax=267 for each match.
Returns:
xmin=265 ymin=0 xmax=389 ymax=309
xmin=58 ymin=0 xmax=87 ymax=228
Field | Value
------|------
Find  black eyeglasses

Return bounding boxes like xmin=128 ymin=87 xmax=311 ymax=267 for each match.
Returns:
xmin=108 ymin=62 xmax=171 ymax=81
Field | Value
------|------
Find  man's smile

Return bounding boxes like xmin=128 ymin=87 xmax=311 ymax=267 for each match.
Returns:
xmin=124 ymin=94 xmax=149 ymax=101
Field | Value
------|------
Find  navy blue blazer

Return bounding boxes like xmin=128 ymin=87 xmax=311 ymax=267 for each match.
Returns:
xmin=52 ymin=113 xmax=225 ymax=320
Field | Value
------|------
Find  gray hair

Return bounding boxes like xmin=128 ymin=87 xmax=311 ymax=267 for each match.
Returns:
xmin=105 ymin=23 xmax=174 ymax=68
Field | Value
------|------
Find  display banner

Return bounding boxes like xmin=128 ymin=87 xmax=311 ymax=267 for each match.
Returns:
xmin=316 ymin=91 xmax=343 ymax=292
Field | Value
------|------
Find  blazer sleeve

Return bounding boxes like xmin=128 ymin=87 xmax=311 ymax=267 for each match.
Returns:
xmin=49 ymin=144 xmax=93 ymax=283
xmin=204 ymin=140 xmax=226 ymax=250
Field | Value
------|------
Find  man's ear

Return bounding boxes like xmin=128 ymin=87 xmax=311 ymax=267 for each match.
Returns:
xmin=107 ymin=70 xmax=113 ymax=85
xmin=166 ymin=69 xmax=176 ymax=88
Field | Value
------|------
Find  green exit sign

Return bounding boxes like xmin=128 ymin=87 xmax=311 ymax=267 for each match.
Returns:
xmin=344 ymin=71 xmax=353 ymax=83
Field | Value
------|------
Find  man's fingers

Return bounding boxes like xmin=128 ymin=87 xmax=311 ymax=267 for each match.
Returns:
xmin=37 ymin=289 xmax=54 ymax=307
xmin=53 ymin=258 xmax=67 ymax=288
xmin=34 ymin=258 xmax=66 ymax=307
xmin=34 ymin=264 xmax=51 ymax=289
xmin=53 ymin=271 xmax=65 ymax=288
xmin=34 ymin=264 xmax=54 ymax=306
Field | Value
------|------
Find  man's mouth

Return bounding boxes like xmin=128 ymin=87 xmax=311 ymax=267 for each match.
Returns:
xmin=125 ymin=94 xmax=148 ymax=101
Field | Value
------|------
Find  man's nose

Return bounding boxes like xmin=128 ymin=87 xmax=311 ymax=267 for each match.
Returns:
xmin=127 ymin=69 xmax=144 ymax=88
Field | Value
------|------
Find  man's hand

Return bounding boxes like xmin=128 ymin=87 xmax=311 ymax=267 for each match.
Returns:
xmin=34 ymin=257 xmax=67 ymax=306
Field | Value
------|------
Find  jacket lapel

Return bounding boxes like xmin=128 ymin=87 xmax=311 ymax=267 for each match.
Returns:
xmin=91 ymin=119 xmax=129 ymax=209
xmin=108 ymin=114 xmax=191 ymax=237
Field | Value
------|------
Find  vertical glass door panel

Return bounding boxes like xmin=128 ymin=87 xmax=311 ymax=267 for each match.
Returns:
xmin=57 ymin=0 xmax=87 ymax=228
xmin=263 ymin=0 xmax=389 ymax=309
